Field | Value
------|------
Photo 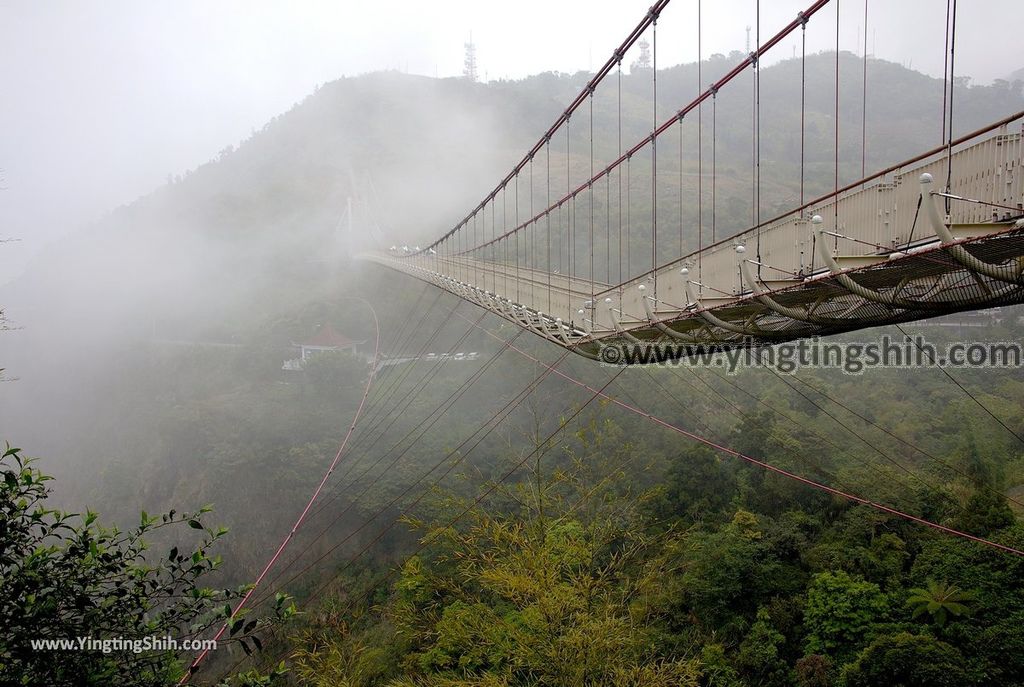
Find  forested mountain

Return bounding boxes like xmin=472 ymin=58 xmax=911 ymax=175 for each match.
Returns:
xmin=2 ymin=53 xmax=1024 ymax=686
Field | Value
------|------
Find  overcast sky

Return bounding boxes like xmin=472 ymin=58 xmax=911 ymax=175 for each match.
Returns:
xmin=1 ymin=0 xmax=1020 ymax=282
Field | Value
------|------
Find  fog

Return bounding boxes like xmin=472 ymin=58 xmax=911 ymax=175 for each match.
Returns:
xmin=2 ymin=0 xmax=1021 ymax=282
xmin=0 ymin=0 xmax=1022 ymax=549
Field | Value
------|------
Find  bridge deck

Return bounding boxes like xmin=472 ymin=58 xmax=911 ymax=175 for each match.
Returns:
xmin=363 ymin=121 xmax=1024 ymax=362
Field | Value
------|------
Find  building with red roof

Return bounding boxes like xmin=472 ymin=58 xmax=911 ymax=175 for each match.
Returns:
xmin=282 ymin=324 xmax=365 ymax=371
xmin=297 ymin=324 xmax=363 ymax=361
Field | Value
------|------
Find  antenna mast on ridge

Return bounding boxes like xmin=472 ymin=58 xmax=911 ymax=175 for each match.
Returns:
xmin=463 ymin=33 xmax=478 ymax=82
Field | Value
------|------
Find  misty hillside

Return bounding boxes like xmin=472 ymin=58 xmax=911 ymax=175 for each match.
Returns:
xmin=4 ymin=52 xmax=1021 ymax=335
xmin=2 ymin=51 xmax=1022 ymax=508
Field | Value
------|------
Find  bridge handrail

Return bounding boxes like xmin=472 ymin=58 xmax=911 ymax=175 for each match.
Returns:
xmin=608 ymin=108 xmax=1024 ymax=295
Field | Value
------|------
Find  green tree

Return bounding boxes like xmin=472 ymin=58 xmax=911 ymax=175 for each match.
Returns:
xmin=297 ymin=455 xmax=699 ymax=686
xmin=970 ymin=609 xmax=1024 ymax=685
xmin=953 ymin=434 xmax=1015 ymax=537
xmin=840 ymin=633 xmax=968 ymax=687
xmin=956 ymin=487 xmax=1016 ymax=538
xmin=735 ymin=607 xmax=788 ymax=687
xmin=646 ymin=444 xmax=737 ymax=523
xmin=292 ymin=625 xmax=394 ymax=687
xmin=394 ymin=512 xmax=697 ymax=686
xmin=906 ymin=580 xmax=973 ymax=627
xmin=698 ymin=644 xmax=742 ymax=687
xmin=673 ymin=510 xmax=799 ymax=639
xmin=804 ymin=571 xmax=889 ymax=662
xmin=0 ymin=445 xmax=292 ymax=686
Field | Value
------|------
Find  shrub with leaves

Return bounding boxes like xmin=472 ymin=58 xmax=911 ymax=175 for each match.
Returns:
xmin=0 ymin=444 xmax=294 ymax=686
xmin=906 ymin=580 xmax=974 ymax=627
xmin=803 ymin=570 xmax=890 ymax=662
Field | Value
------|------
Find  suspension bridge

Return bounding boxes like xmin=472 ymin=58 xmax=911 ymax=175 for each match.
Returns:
xmin=361 ymin=0 xmax=1024 ymax=361
xmin=183 ymin=0 xmax=1024 ymax=680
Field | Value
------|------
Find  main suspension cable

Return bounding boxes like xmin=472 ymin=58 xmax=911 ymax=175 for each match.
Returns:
xmin=179 ymin=297 xmax=383 ymax=683
xmin=253 ymin=318 xmax=521 ymax=604
xmin=248 ymin=340 xmax=573 ymax=613
xmin=223 ymin=354 xmax=619 ymax=682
